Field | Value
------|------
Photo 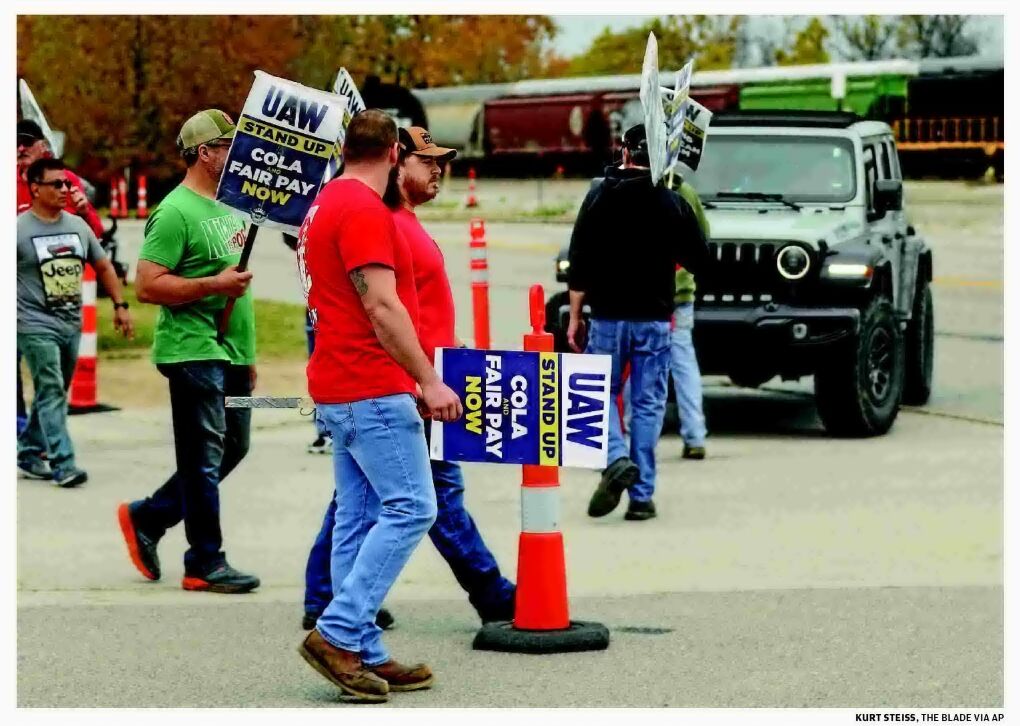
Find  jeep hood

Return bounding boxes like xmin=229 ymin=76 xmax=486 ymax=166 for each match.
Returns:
xmin=704 ymin=207 xmax=866 ymax=247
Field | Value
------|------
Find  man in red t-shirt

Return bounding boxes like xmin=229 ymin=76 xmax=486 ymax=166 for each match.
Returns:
xmin=17 ymin=120 xmax=104 ymax=236
xmin=302 ymin=126 xmax=515 ymax=632
xmin=295 ymin=110 xmax=462 ymax=703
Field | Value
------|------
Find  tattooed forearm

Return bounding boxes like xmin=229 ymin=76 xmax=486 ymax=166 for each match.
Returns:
xmin=350 ymin=269 xmax=369 ymax=296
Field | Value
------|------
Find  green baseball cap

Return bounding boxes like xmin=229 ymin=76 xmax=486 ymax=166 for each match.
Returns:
xmin=176 ymin=109 xmax=236 ymax=152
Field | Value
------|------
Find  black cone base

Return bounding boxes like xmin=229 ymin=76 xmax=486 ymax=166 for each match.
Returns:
xmin=472 ymin=620 xmax=610 ymax=654
xmin=69 ymin=403 xmax=119 ymax=415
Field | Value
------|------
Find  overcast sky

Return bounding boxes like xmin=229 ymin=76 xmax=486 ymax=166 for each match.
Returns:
xmin=550 ymin=15 xmax=1005 ymax=60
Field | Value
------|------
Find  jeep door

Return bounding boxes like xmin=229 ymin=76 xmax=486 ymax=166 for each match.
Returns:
xmin=863 ymin=135 xmax=909 ymax=316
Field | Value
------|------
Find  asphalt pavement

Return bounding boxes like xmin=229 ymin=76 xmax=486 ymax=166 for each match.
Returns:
xmin=16 ymin=180 xmax=1004 ymax=708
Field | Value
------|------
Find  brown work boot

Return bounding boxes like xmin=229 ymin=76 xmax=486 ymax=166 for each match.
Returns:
xmin=297 ymin=630 xmax=389 ymax=702
xmin=369 ymin=659 xmax=434 ymax=692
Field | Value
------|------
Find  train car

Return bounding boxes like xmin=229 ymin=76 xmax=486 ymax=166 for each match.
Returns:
xmin=897 ymin=56 xmax=1003 ymax=177
xmin=411 ymin=56 xmax=1002 ymax=178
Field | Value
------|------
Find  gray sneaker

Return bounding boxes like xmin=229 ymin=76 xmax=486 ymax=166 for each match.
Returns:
xmin=18 ymin=458 xmax=51 ymax=480
xmin=52 ymin=467 xmax=88 ymax=488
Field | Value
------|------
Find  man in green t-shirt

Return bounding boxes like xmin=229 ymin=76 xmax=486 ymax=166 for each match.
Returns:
xmin=116 ymin=109 xmax=260 ymax=594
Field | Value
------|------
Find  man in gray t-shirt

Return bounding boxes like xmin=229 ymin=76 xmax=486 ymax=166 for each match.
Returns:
xmin=17 ymin=158 xmax=134 ymax=488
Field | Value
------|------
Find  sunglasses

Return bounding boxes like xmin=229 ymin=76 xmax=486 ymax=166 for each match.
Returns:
xmin=17 ymin=135 xmax=41 ymax=146
xmin=36 ymin=180 xmax=74 ymax=190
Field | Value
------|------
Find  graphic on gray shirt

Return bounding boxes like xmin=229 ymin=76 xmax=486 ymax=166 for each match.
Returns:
xmin=17 ymin=210 xmax=106 ymax=336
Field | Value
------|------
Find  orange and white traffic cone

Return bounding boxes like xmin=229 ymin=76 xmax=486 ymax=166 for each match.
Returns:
xmin=68 ymin=265 xmax=100 ymax=413
xmin=136 ymin=175 xmax=148 ymax=218
xmin=109 ymin=181 xmax=120 ymax=219
xmin=68 ymin=264 xmax=117 ymax=414
xmin=117 ymin=177 xmax=129 ymax=218
xmin=472 ymin=284 xmax=610 ymax=654
xmin=465 ymin=167 xmax=478 ymax=208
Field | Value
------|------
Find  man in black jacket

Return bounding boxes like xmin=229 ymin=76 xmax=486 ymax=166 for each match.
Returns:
xmin=567 ymin=123 xmax=708 ymax=521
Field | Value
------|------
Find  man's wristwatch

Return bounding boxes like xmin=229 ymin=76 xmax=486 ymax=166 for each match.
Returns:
xmin=113 ymin=301 xmax=130 ymax=310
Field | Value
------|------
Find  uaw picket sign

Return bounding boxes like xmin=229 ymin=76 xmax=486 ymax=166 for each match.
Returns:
xmin=324 ymin=68 xmax=367 ymax=182
xmin=216 ymin=71 xmax=348 ymax=234
xmin=431 ymin=348 xmax=612 ymax=469
xmin=675 ymin=98 xmax=713 ymax=174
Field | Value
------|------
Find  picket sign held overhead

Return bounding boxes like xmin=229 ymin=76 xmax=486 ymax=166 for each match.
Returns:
xmin=663 ymin=59 xmax=693 ymax=176
xmin=19 ymin=79 xmax=64 ymax=157
xmin=639 ymin=32 xmax=668 ymax=184
xmin=215 ymin=71 xmax=349 ymax=341
xmin=215 ymin=70 xmax=349 ymax=235
xmin=673 ymin=98 xmax=713 ymax=174
xmin=325 ymin=68 xmax=367 ymax=182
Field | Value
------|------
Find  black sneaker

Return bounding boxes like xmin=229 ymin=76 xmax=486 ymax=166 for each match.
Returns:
xmin=182 ymin=564 xmax=260 ymax=594
xmin=117 ymin=502 xmax=161 ymax=581
xmin=682 ymin=445 xmax=706 ymax=460
xmin=301 ymin=607 xmax=395 ymax=631
xmin=52 ymin=467 xmax=88 ymax=488
xmin=478 ymin=597 xmax=516 ymax=624
xmin=624 ymin=499 xmax=657 ymax=521
xmin=18 ymin=458 xmax=51 ymax=480
xmin=307 ymin=435 xmax=332 ymax=455
xmin=587 ymin=457 xmax=640 ymax=517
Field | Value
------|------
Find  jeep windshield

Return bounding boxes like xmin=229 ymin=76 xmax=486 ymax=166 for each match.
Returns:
xmin=689 ymin=136 xmax=856 ymax=204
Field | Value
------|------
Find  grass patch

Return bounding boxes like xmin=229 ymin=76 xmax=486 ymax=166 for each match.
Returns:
xmin=97 ymin=284 xmax=308 ymax=361
xmin=524 ymin=203 xmax=574 ymax=219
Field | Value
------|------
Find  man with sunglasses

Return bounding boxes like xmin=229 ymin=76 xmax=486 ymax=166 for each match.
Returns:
xmin=16 ymin=120 xmax=105 ymax=438
xmin=17 ymin=158 xmax=134 ymax=487
xmin=117 ymin=109 xmax=260 ymax=595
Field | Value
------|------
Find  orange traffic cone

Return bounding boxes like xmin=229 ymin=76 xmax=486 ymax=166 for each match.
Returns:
xmin=472 ymin=285 xmax=609 ymax=654
xmin=465 ymin=167 xmax=478 ymax=208
xmin=69 ymin=264 xmax=117 ymax=415
xmin=109 ymin=181 xmax=120 ymax=219
xmin=136 ymin=175 xmax=148 ymax=218
xmin=117 ymin=177 xmax=129 ymax=218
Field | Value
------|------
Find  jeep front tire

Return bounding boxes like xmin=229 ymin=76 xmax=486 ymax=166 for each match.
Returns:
xmin=814 ymin=297 xmax=905 ymax=437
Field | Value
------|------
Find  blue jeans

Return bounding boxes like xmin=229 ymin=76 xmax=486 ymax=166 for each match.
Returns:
xmin=306 ymin=312 xmax=327 ymax=438
xmin=17 ymin=331 xmax=81 ymax=472
xmin=130 ymin=361 xmax=251 ymax=575
xmin=586 ymin=318 xmax=671 ymax=503
xmin=17 ymin=350 xmax=28 ymax=436
xmin=670 ymin=303 xmax=706 ymax=446
xmin=304 ymin=421 xmax=515 ymax=619
xmin=315 ymin=394 xmax=438 ymax=667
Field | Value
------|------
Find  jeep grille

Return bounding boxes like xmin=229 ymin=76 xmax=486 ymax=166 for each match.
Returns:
xmin=697 ymin=239 xmax=815 ymax=304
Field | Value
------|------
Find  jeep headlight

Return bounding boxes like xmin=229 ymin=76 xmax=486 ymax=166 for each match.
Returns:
xmin=825 ymin=263 xmax=873 ymax=279
xmin=557 ymin=259 xmax=570 ymax=273
xmin=776 ymin=245 xmax=811 ymax=281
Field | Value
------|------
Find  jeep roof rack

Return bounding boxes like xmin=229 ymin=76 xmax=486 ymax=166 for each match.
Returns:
xmin=711 ymin=110 xmax=863 ymax=128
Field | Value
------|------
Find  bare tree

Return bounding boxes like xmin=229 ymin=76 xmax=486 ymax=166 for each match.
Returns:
xmin=832 ymin=15 xmax=901 ymax=61
xmin=898 ymin=15 xmax=979 ymax=57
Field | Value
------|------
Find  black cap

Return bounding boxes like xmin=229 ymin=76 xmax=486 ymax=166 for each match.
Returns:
xmin=623 ymin=123 xmax=647 ymax=149
xmin=17 ymin=119 xmax=45 ymax=143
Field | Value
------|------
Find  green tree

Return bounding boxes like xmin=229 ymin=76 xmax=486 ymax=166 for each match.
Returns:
xmin=775 ymin=17 xmax=831 ymax=65
xmin=568 ymin=16 xmax=743 ymax=76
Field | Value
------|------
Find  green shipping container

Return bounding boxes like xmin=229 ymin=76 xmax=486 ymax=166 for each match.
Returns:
xmin=739 ymin=74 xmax=909 ymax=119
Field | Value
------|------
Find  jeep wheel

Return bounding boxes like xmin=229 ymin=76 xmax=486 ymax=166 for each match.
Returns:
xmin=814 ymin=297 xmax=905 ymax=437
xmin=902 ymin=281 xmax=934 ymax=405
